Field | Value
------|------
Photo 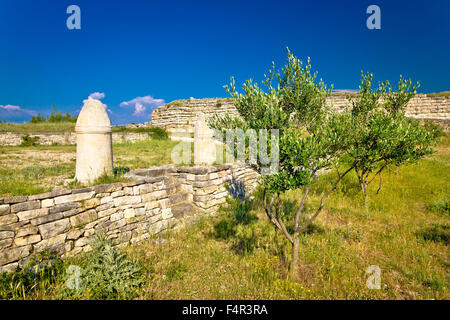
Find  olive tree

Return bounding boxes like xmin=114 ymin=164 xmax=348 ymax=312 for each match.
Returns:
xmin=344 ymin=73 xmax=443 ymax=206
xmin=209 ymin=49 xmax=351 ymax=275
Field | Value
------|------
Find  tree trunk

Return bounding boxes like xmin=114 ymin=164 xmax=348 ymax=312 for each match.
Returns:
xmin=355 ymin=166 xmax=369 ymax=210
xmin=291 ymin=232 xmax=300 ymax=277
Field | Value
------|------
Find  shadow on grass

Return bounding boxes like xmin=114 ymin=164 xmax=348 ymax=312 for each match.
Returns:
xmin=212 ymin=197 xmax=259 ymax=255
xmin=417 ymin=224 xmax=449 ymax=245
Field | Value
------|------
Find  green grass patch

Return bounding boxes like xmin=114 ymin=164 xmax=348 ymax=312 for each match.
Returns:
xmin=426 ymin=91 xmax=450 ymax=98
xmin=0 ymin=138 xmax=178 ymax=197
xmin=0 ymin=122 xmax=76 ymax=133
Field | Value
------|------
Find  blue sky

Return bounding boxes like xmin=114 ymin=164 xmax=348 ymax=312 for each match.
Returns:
xmin=0 ymin=0 xmax=449 ymax=124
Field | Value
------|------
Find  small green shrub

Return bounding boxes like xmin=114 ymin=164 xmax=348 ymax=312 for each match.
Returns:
xmin=68 ymin=232 xmax=142 ymax=299
xmin=20 ymin=135 xmax=40 ymax=146
xmin=417 ymin=224 xmax=449 ymax=245
xmin=112 ymin=126 xmax=168 ymax=140
xmin=428 ymin=198 xmax=450 ymax=215
xmin=148 ymin=127 xmax=168 ymax=140
xmin=113 ymin=166 xmax=130 ymax=176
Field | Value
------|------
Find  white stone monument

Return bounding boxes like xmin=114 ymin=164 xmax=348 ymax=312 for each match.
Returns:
xmin=75 ymin=97 xmax=113 ymax=184
xmin=194 ymin=113 xmax=216 ymax=165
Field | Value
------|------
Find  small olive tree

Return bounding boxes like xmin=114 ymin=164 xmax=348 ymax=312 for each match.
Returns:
xmin=344 ymin=73 xmax=443 ymax=206
xmin=209 ymin=49 xmax=351 ymax=275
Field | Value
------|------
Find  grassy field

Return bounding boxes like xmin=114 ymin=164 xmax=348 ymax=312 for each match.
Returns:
xmin=0 ymin=122 xmax=76 ymax=133
xmin=0 ymin=138 xmax=179 ymax=197
xmin=1 ymin=134 xmax=448 ymax=300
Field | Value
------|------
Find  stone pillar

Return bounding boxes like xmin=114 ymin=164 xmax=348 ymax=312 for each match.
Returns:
xmin=75 ymin=97 xmax=113 ymax=184
xmin=194 ymin=113 xmax=216 ymax=165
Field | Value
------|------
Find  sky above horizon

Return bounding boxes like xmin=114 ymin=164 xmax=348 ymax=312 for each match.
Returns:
xmin=0 ymin=0 xmax=449 ymax=124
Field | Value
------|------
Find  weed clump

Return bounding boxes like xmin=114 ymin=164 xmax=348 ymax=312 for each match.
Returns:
xmin=64 ymin=232 xmax=142 ymax=299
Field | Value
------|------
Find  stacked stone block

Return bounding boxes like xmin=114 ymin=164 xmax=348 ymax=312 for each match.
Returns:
xmin=0 ymin=163 xmax=259 ymax=273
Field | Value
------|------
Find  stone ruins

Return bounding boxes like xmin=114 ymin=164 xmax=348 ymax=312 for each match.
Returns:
xmin=151 ymin=95 xmax=450 ymax=133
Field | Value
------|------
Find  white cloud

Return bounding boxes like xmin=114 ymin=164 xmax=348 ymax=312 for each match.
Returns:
xmin=0 ymin=104 xmax=37 ymax=121
xmin=88 ymin=92 xmax=105 ymax=100
xmin=120 ymin=95 xmax=165 ymax=117
xmin=0 ymin=104 xmax=21 ymax=111
xmin=133 ymin=102 xmax=146 ymax=116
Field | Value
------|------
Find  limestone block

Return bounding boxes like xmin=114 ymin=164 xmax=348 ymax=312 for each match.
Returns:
xmin=0 ymin=239 xmax=13 ymax=250
xmin=141 ymin=190 xmax=167 ymax=202
xmin=11 ymin=201 xmax=40 ymax=213
xmin=14 ymin=234 xmax=41 ymax=246
xmin=84 ymin=229 xmax=95 ymax=237
xmin=67 ymin=229 xmax=84 ymax=240
xmin=65 ymin=241 xmax=74 ymax=252
xmin=0 ymin=245 xmax=30 ymax=266
xmin=111 ymin=190 xmax=125 ymax=198
xmin=30 ymin=212 xmax=64 ymax=226
xmin=100 ymin=196 xmax=113 ymax=204
xmin=0 ymin=204 xmax=10 ymax=215
xmin=41 ymin=199 xmax=54 ymax=208
xmin=49 ymin=202 xmax=81 ymax=214
xmin=0 ymin=214 xmax=18 ymax=226
xmin=54 ymin=191 xmax=95 ymax=205
xmin=0 ymin=221 xmax=27 ymax=232
xmin=34 ymin=234 xmax=66 ymax=253
xmin=124 ymin=208 xmax=135 ymax=219
xmin=69 ymin=210 xmax=98 ymax=227
xmin=110 ymin=211 xmax=124 ymax=222
xmin=83 ymin=198 xmax=101 ymax=209
xmin=16 ymin=208 xmax=48 ymax=221
xmin=113 ymin=195 xmax=142 ymax=207
xmin=3 ymin=196 xmax=28 ymax=204
xmin=62 ymin=208 xmax=84 ymax=218
xmin=97 ymin=207 xmax=118 ymax=218
xmin=0 ymin=262 xmax=19 ymax=273
xmin=0 ymin=231 xmax=14 ymax=240
xmin=38 ymin=219 xmax=70 ymax=239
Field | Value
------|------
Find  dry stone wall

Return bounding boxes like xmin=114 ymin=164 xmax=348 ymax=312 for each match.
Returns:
xmin=0 ymin=163 xmax=258 ymax=273
xmin=151 ymin=95 xmax=450 ymax=131
xmin=0 ymin=132 xmax=151 ymax=146
xmin=151 ymin=98 xmax=239 ymax=136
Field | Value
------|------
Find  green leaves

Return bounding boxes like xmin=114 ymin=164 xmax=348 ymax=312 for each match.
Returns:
xmin=345 ymin=73 xmax=442 ymax=195
xmin=75 ymin=232 xmax=143 ymax=299
xmin=211 ymin=48 xmax=338 ymax=194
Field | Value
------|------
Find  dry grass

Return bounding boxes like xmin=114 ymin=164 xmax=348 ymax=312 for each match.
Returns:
xmin=1 ymin=135 xmax=448 ymax=300
xmin=113 ymin=134 xmax=449 ymax=300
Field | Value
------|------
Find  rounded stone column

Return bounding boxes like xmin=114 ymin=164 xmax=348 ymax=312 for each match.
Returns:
xmin=75 ymin=97 xmax=113 ymax=184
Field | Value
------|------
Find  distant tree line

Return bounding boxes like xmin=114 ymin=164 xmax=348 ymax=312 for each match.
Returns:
xmin=30 ymin=104 xmax=77 ymax=123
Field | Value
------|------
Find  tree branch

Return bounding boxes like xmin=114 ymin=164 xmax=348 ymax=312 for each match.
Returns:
xmin=297 ymin=165 xmax=353 ymax=232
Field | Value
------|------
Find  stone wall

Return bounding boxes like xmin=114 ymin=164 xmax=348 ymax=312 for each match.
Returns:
xmin=151 ymin=98 xmax=239 ymax=136
xmin=0 ymin=132 xmax=152 ymax=146
xmin=151 ymin=95 xmax=450 ymax=132
xmin=0 ymin=163 xmax=258 ymax=273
